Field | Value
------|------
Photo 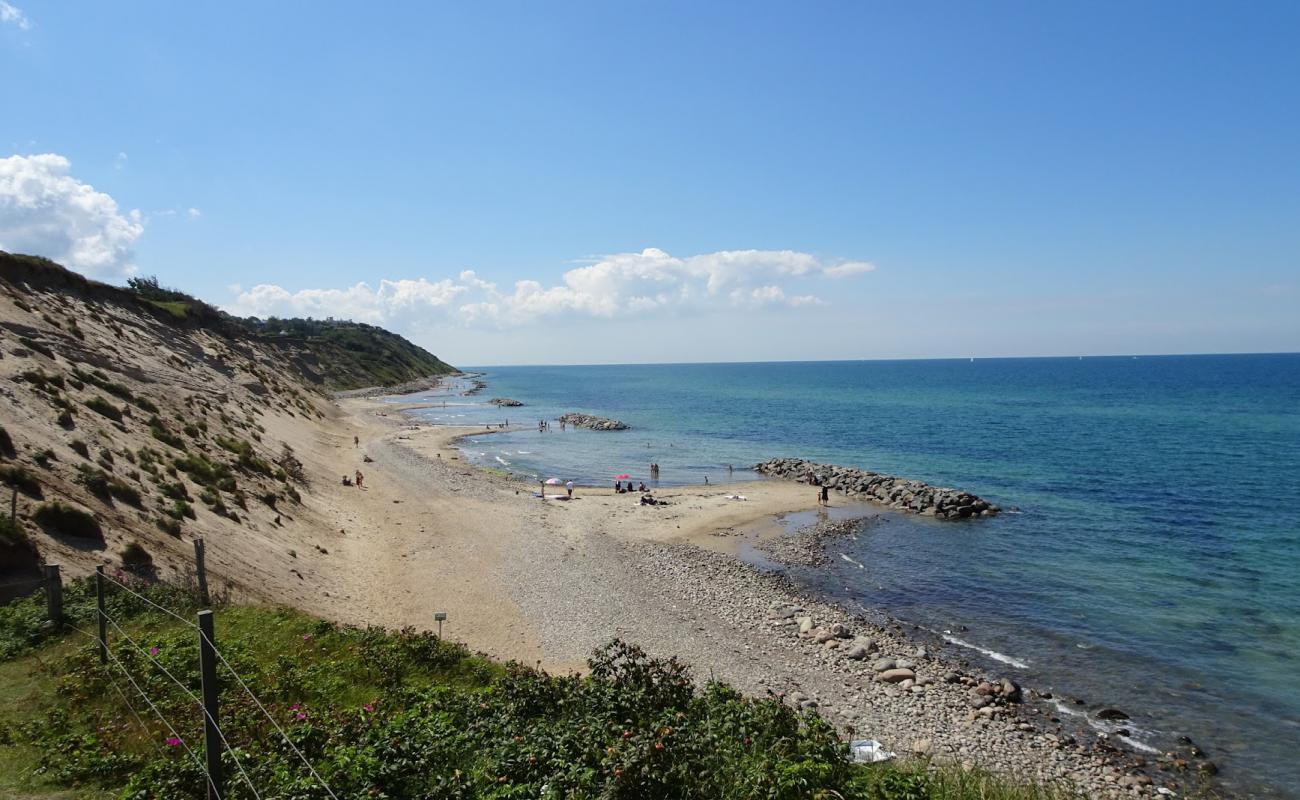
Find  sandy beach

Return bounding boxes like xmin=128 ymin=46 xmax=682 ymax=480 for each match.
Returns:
xmin=214 ymin=391 xmax=1190 ymax=799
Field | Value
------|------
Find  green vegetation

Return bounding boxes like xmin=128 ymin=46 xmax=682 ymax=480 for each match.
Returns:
xmin=148 ymin=417 xmax=187 ymax=451
xmin=214 ymin=436 xmax=272 ymax=475
xmin=242 ymin=316 xmax=456 ymax=391
xmin=20 ymin=369 xmax=64 ymax=392
xmin=0 ymin=515 xmax=25 ymax=549
xmin=71 ymin=367 xmax=136 ymax=403
xmin=173 ymin=454 xmax=236 ymax=491
xmin=75 ymin=463 xmax=136 ymax=507
xmin=70 ymin=439 xmax=90 ymax=459
xmin=120 ymin=541 xmax=152 ymax=568
xmin=0 ymin=465 xmax=42 ymax=499
xmin=84 ymin=395 xmax=124 ymax=422
xmin=31 ymin=500 xmax=103 ymax=540
xmin=0 ymin=586 xmax=1084 ymax=800
xmin=125 ymin=275 xmax=223 ymax=324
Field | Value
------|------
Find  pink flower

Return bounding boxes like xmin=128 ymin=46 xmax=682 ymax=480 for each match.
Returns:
xmin=301 ymin=633 xmax=314 ymax=641
xmin=289 ymin=703 xmax=301 ymax=711
xmin=166 ymin=736 xmax=183 ymax=747
xmin=149 ymin=646 xmax=160 ymax=656
xmin=363 ymin=703 xmax=375 ymax=713
xmin=296 ymin=712 xmax=307 ymax=721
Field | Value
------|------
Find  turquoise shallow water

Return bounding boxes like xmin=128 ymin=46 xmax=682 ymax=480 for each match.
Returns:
xmin=403 ymin=355 xmax=1300 ymax=796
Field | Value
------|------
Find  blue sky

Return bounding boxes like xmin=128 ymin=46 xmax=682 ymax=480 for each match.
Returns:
xmin=2 ymin=1 xmax=1298 ymax=365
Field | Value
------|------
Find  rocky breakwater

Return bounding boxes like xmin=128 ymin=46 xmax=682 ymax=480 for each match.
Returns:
xmin=558 ymin=413 xmax=628 ymax=431
xmin=755 ymin=458 xmax=999 ymax=519
xmin=488 ymin=397 xmax=524 ymax=407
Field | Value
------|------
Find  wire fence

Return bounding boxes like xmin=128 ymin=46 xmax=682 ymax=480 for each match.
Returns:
xmin=25 ymin=547 xmax=339 ymax=800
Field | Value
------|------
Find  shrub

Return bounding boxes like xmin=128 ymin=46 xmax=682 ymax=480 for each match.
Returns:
xmin=148 ymin=417 xmax=186 ymax=450
xmin=0 ymin=425 xmax=14 ymax=458
xmin=134 ymin=396 xmax=160 ymax=415
xmin=0 ymin=465 xmax=43 ymax=498
xmin=155 ymin=516 xmax=182 ymax=537
xmin=120 ymin=541 xmax=153 ymax=568
xmin=72 ymin=367 xmax=135 ymax=402
xmin=0 ymin=514 xmax=26 ymax=548
xmin=20 ymin=369 xmax=65 ymax=392
xmin=34 ymin=449 xmax=56 ymax=468
xmin=165 ymin=500 xmax=195 ymax=520
xmin=32 ymin=501 xmax=103 ymax=540
xmin=174 ymin=454 xmax=235 ymax=490
xmin=56 ymin=409 xmax=75 ymax=429
xmin=84 ymin=396 xmax=123 ymax=422
xmin=159 ymin=482 xmax=190 ymax=501
xmin=70 ymin=439 xmax=90 ymax=459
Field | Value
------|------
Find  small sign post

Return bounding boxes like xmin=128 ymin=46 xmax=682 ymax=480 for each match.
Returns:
xmin=434 ymin=611 xmax=447 ymax=638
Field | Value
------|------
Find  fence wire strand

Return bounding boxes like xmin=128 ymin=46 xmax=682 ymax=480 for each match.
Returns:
xmin=99 ymin=611 xmax=263 ymax=799
xmin=99 ymin=662 xmax=168 ymax=757
xmin=98 ymin=572 xmax=198 ymax=629
xmin=199 ymin=628 xmax=340 ymax=800
xmin=64 ymin=622 xmax=222 ymax=799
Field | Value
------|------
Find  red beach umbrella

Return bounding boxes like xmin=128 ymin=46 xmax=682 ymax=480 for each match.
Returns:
xmin=615 ymin=474 xmax=630 ymax=480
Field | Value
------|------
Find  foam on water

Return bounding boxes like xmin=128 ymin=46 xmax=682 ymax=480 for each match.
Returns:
xmin=941 ymin=633 xmax=1030 ymax=669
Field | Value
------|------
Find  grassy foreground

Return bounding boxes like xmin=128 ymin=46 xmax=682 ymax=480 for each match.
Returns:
xmin=0 ymin=579 xmax=1080 ymax=800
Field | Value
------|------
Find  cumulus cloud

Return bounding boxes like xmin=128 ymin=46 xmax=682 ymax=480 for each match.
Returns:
xmin=226 ymin=247 xmax=872 ymax=329
xmin=0 ymin=154 xmax=144 ymax=278
xmin=0 ymin=1 xmax=30 ymax=29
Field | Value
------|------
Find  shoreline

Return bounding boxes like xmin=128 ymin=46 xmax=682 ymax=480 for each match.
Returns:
xmin=317 ymin=384 xmax=1219 ymax=798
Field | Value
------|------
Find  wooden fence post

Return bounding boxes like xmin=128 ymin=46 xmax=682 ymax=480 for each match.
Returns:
xmin=197 ymin=610 xmax=224 ymax=800
xmin=44 ymin=564 xmax=62 ymax=630
xmin=193 ymin=538 xmax=210 ymax=607
xmin=95 ymin=566 xmax=107 ymax=664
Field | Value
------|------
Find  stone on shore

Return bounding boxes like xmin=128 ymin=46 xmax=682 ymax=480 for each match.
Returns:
xmin=558 ymin=413 xmax=628 ymax=431
xmin=752 ymin=457 xmax=999 ymax=520
xmin=877 ymin=668 xmax=916 ymax=684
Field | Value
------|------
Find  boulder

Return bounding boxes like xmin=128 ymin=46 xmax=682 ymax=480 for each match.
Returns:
xmin=1096 ymin=708 xmax=1130 ymax=721
xmin=844 ymin=644 xmax=871 ymax=661
xmin=871 ymin=658 xmax=896 ymax=673
xmin=877 ymin=668 xmax=916 ymax=684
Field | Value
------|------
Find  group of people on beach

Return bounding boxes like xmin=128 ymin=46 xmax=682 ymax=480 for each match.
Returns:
xmin=342 ymin=470 xmax=364 ymax=488
xmin=538 ymin=419 xmax=553 ymax=432
xmin=614 ymin=480 xmax=648 ymax=493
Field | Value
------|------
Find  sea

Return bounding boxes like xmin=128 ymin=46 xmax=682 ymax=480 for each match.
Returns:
xmin=397 ymin=355 xmax=1300 ymax=797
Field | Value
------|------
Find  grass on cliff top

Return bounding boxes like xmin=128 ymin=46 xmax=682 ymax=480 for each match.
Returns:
xmin=0 ymin=580 xmax=1085 ymax=800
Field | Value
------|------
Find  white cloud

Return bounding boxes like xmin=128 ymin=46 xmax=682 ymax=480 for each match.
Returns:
xmin=0 ymin=154 xmax=144 ymax=278
xmin=186 ymin=207 xmax=202 ymax=219
xmin=823 ymin=260 xmax=876 ymax=278
xmin=226 ymin=247 xmax=873 ymax=328
xmin=113 ymin=152 xmax=128 ymax=170
xmin=0 ymin=1 xmax=30 ymax=29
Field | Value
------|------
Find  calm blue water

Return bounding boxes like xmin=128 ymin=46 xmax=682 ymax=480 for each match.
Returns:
xmin=402 ymin=355 xmax=1300 ymax=796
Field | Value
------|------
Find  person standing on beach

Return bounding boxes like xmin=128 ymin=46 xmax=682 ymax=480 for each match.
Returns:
xmin=820 ymin=485 xmax=829 ymax=506
xmin=565 ymin=480 xmax=574 ymax=499
xmin=355 ymin=470 xmax=364 ymax=489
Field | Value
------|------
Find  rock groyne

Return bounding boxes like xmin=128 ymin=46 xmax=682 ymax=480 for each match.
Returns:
xmin=489 ymin=397 xmax=524 ymax=407
xmin=755 ymin=458 xmax=999 ymax=520
xmin=558 ymin=413 xmax=628 ymax=431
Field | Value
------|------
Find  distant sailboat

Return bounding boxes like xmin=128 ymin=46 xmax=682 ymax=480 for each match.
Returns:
xmin=969 ymin=357 xmax=975 ymax=363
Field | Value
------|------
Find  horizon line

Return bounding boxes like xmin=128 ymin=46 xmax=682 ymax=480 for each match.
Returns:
xmin=457 ymin=350 xmax=1300 ymax=370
